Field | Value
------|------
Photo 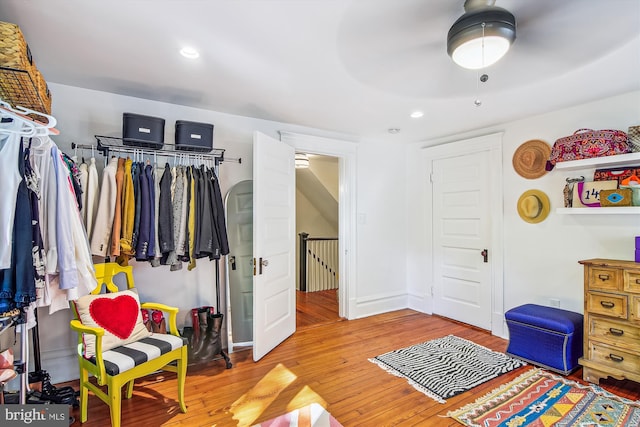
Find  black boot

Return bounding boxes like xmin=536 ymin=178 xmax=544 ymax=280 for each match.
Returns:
xmin=192 ymin=307 xmax=215 ymax=360
xmin=197 ymin=313 xmax=223 ymax=361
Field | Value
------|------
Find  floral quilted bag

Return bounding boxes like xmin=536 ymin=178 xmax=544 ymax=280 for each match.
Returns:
xmin=546 ymin=128 xmax=630 ymax=170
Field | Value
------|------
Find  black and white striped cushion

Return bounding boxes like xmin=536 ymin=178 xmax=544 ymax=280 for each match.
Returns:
xmin=88 ymin=334 xmax=186 ymax=376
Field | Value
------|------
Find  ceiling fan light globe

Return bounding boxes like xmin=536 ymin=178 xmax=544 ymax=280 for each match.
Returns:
xmin=447 ymin=6 xmax=516 ymax=69
xmin=451 ymin=36 xmax=510 ymax=69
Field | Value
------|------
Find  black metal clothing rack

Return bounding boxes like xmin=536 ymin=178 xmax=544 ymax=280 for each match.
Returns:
xmin=71 ymin=135 xmax=235 ymax=369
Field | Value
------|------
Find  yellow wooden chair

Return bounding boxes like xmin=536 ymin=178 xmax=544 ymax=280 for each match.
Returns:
xmin=69 ymin=263 xmax=187 ymax=427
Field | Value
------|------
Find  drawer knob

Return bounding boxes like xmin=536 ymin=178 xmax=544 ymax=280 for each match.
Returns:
xmin=598 ymin=274 xmax=610 ymax=281
xmin=600 ymin=301 xmax=615 ymax=309
xmin=609 ymin=354 xmax=624 ymax=363
xmin=609 ymin=328 xmax=624 ymax=336
xmin=636 ymin=278 xmax=640 ymax=285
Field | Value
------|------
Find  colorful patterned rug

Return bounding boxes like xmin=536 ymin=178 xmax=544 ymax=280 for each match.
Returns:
xmin=252 ymin=403 xmax=343 ymax=427
xmin=448 ymin=368 xmax=640 ymax=426
xmin=369 ymin=335 xmax=526 ymax=403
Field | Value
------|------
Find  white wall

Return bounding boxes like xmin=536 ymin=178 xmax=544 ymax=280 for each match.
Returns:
xmin=354 ymin=142 xmax=409 ymax=316
xmin=406 ymin=90 xmax=640 ymax=334
xmin=24 ymin=83 xmax=408 ymax=383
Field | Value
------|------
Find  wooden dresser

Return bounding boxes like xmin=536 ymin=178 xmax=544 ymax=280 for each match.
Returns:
xmin=578 ymin=258 xmax=640 ymax=384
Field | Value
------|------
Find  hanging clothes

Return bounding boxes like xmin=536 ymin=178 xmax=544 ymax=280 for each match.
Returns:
xmin=165 ymin=165 xmax=184 ymax=271
xmin=135 ymin=162 xmax=151 ymax=261
xmin=131 ymin=161 xmax=142 ymax=253
xmin=158 ymin=162 xmax=174 ymax=256
xmin=119 ymin=158 xmax=135 ymax=258
xmin=0 ymin=120 xmax=23 ymax=270
xmin=85 ymin=157 xmax=99 ymax=239
xmin=177 ymin=166 xmax=189 ymax=261
xmin=110 ymin=157 xmax=125 ymax=257
xmin=210 ymin=168 xmax=230 ymax=257
xmin=145 ymin=163 xmax=156 ymax=260
xmin=90 ymin=156 xmax=118 ymax=257
xmin=193 ymin=166 xmax=203 ymax=259
xmin=61 ymin=152 xmax=83 ymax=211
xmin=150 ymin=161 xmax=162 ymax=266
xmin=199 ymin=165 xmax=218 ymax=258
xmin=24 ymin=140 xmax=46 ymax=301
xmin=187 ymin=167 xmax=197 ymax=271
xmin=77 ymin=159 xmax=88 ymax=225
xmin=0 ymin=137 xmax=36 ymax=313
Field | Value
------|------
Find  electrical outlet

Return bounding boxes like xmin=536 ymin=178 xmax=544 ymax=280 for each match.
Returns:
xmin=549 ymin=298 xmax=560 ymax=308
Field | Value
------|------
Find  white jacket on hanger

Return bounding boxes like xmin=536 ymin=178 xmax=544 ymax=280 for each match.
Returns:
xmin=90 ymin=156 xmax=118 ymax=256
xmin=0 ymin=120 xmax=23 ymax=269
xmin=52 ymin=144 xmax=97 ymax=311
xmin=85 ymin=157 xmax=99 ymax=239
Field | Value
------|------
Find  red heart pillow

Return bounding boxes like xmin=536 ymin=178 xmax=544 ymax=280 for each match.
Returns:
xmin=73 ymin=289 xmax=152 ymax=358
xmin=89 ymin=295 xmax=138 ymax=339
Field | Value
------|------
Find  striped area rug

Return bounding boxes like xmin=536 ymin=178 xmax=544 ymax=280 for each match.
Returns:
xmin=369 ymin=335 xmax=526 ymax=403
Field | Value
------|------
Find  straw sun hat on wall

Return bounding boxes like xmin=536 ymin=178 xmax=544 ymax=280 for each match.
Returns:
xmin=512 ymin=139 xmax=551 ymax=179
xmin=517 ymin=189 xmax=550 ymax=223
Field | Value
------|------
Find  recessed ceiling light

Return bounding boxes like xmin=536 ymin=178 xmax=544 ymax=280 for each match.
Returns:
xmin=410 ymin=111 xmax=424 ymax=118
xmin=180 ymin=47 xmax=200 ymax=59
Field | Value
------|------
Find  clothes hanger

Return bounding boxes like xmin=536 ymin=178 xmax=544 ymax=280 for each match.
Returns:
xmin=0 ymin=100 xmax=59 ymax=136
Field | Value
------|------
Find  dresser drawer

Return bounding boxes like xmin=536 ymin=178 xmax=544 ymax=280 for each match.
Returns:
xmin=588 ymin=266 xmax=622 ymax=291
xmin=625 ymin=270 xmax=640 ymax=294
xmin=588 ymin=316 xmax=640 ymax=352
xmin=588 ymin=341 xmax=640 ymax=373
xmin=630 ymin=295 xmax=640 ymax=323
xmin=586 ymin=291 xmax=627 ymax=319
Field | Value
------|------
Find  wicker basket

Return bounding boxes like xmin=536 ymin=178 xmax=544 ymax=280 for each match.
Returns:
xmin=0 ymin=21 xmax=34 ymax=73
xmin=34 ymin=68 xmax=51 ymax=113
xmin=0 ymin=21 xmax=51 ymax=115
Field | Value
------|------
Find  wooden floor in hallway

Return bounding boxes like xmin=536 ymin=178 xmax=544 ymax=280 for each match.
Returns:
xmin=296 ymin=288 xmax=342 ymax=329
xmin=60 ymin=308 xmax=640 ymax=426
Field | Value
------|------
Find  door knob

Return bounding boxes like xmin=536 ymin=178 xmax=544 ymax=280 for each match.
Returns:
xmin=481 ymin=249 xmax=488 ymax=263
xmin=229 ymin=256 xmax=236 ymax=271
xmin=259 ymin=257 xmax=269 ymax=274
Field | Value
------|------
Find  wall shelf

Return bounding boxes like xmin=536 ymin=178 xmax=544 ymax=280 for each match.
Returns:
xmin=554 ymin=152 xmax=640 ymax=171
xmin=556 ymin=207 xmax=640 ymax=215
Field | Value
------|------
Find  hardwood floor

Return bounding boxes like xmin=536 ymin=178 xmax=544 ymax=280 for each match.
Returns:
xmin=61 ymin=300 xmax=640 ymax=426
xmin=296 ymin=289 xmax=342 ymax=329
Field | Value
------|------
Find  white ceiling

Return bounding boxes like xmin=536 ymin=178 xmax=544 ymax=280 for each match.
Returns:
xmin=2 ymin=0 xmax=639 ymax=143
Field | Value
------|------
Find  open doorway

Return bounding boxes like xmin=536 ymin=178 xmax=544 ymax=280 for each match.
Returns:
xmin=295 ymin=153 xmax=342 ymax=329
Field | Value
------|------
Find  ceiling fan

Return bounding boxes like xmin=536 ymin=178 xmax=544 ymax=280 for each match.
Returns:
xmin=446 ymin=0 xmax=517 ymax=70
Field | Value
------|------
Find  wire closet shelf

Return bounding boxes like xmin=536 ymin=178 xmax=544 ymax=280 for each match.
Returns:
xmin=70 ymin=135 xmax=241 ymax=165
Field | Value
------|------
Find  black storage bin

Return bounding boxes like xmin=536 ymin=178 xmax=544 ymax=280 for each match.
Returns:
xmin=175 ymin=120 xmax=214 ymax=152
xmin=123 ymin=113 xmax=165 ymax=149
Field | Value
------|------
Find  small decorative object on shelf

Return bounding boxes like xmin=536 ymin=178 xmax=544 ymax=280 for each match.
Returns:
xmin=599 ymin=189 xmax=632 ymax=207
xmin=628 ymin=125 xmax=640 ymax=152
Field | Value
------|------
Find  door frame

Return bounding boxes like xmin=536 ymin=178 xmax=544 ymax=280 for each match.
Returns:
xmin=279 ymin=131 xmax=356 ymax=320
xmin=423 ymin=132 xmax=505 ymax=338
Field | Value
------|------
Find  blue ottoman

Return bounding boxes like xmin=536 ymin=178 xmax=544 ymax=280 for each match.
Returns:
xmin=505 ymin=304 xmax=583 ymax=375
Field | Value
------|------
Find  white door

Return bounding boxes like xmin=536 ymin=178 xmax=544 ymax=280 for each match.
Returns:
xmin=432 ymin=150 xmax=492 ymax=330
xmin=253 ymin=131 xmax=296 ymax=361
xmin=225 ymin=180 xmax=254 ymax=351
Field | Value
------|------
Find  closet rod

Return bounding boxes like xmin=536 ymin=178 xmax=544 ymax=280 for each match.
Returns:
xmin=70 ymin=140 xmax=242 ymax=164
